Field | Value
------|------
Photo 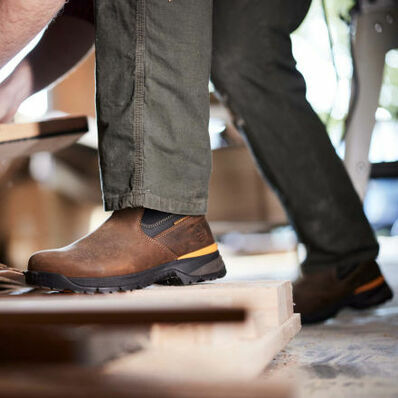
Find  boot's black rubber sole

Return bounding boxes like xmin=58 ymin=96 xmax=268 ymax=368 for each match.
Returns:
xmin=300 ymin=281 xmax=394 ymax=324
xmin=25 ymin=251 xmax=226 ymax=293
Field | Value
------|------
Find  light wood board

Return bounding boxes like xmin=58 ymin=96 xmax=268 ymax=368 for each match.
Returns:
xmin=0 ymin=280 xmax=300 ymax=380
xmin=0 ymin=116 xmax=88 ymax=160
xmin=107 ymin=314 xmax=300 ymax=381
xmin=107 ymin=281 xmax=300 ymax=381
xmin=0 ymin=366 xmax=292 ymax=398
xmin=0 ymin=294 xmax=245 ymax=326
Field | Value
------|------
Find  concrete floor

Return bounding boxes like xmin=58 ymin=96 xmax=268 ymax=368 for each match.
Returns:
xmin=220 ymin=236 xmax=398 ymax=398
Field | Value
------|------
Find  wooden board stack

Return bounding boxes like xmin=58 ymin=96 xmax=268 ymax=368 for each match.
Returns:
xmin=109 ymin=281 xmax=300 ymax=381
xmin=0 ymin=280 xmax=300 ymax=381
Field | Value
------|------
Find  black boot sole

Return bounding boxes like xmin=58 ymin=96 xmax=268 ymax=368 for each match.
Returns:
xmin=300 ymin=281 xmax=394 ymax=325
xmin=25 ymin=251 xmax=226 ymax=293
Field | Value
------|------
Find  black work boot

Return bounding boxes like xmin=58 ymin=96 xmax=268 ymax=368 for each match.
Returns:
xmin=293 ymin=260 xmax=393 ymax=324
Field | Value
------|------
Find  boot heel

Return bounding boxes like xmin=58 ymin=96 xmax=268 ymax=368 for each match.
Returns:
xmin=158 ymin=254 xmax=227 ymax=286
xmin=348 ymin=282 xmax=394 ymax=309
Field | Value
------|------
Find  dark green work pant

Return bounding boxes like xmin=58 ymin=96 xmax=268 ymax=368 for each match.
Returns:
xmin=94 ymin=0 xmax=379 ymax=273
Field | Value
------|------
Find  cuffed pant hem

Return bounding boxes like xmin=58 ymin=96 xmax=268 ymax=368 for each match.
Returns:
xmin=103 ymin=191 xmax=207 ymax=215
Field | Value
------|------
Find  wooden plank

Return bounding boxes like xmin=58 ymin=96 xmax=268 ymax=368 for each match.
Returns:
xmin=0 ymin=296 xmax=245 ymax=326
xmin=107 ymin=314 xmax=301 ymax=382
xmin=0 ymin=116 xmax=88 ymax=142
xmin=104 ymin=281 xmax=300 ymax=381
xmin=112 ymin=281 xmax=300 ymax=380
xmin=0 ymin=289 xmax=245 ymax=364
xmin=0 ymin=325 xmax=146 ymax=365
xmin=129 ymin=281 xmax=293 ymax=329
xmin=0 ymin=281 xmax=298 ymax=371
xmin=0 ymin=366 xmax=292 ymax=398
xmin=0 ymin=280 xmax=289 ymax=326
xmin=0 ymin=134 xmax=82 ymax=160
xmin=0 ymin=116 xmax=88 ymax=160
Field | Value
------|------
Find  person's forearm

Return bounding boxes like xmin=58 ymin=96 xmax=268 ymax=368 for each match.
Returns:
xmin=27 ymin=15 xmax=95 ymax=95
xmin=0 ymin=60 xmax=32 ymax=122
xmin=0 ymin=0 xmax=66 ymax=68
xmin=0 ymin=9 xmax=94 ymax=123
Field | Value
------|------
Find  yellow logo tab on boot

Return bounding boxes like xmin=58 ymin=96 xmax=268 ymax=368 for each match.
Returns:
xmin=178 ymin=243 xmax=218 ymax=260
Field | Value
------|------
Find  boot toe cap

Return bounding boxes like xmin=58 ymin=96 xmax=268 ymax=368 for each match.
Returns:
xmin=28 ymin=250 xmax=62 ymax=273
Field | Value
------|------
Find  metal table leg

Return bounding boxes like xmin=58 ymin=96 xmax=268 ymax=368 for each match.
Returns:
xmin=344 ymin=0 xmax=398 ymax=200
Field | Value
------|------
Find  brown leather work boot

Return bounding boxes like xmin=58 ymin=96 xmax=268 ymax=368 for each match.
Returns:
xmin=25 ymin=208 xmax=226 ymax=293
xmin=293 ymin=260 xmax=393 ymax=324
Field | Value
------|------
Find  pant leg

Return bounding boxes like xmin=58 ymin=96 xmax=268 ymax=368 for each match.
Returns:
xmin=212 ymin=0 xmax=379 ymax=273
xmin=95 ymin=0 xmax=213 ymax=215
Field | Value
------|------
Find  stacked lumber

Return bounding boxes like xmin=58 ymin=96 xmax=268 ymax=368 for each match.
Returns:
xmin=0 ymin=286 xmax=245 ymax=365
xmin=0 ymin=280 xmax=300 ymax=379
xmin=0 ymin=279 xmax=299 ymax=396
xmin=108 ymin=281 xmax=300 ymax=381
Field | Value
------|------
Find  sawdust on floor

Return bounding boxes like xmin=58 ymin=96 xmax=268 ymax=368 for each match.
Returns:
xmin=220 ymin=236 xmax=398 ymax=398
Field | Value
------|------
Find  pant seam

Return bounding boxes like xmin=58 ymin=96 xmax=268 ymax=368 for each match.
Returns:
xmin=133 ymin=0 xmax=146 ymax=194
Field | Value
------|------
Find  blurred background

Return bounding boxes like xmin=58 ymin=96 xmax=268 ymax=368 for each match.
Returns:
xmin=0 ymin=0 xmax=397 ymax=269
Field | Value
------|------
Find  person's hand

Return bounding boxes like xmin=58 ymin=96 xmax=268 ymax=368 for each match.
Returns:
xmin=0 ymin=60 xmax=33 ymax=123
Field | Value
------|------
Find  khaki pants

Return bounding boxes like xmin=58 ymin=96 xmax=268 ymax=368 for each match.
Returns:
xmin=94 ymin=0 xmax=378 ymax=273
